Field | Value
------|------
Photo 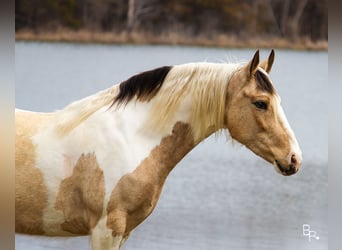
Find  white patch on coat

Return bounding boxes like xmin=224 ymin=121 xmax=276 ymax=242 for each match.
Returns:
xmin=32 ymin=98 xmax=191 ymax=234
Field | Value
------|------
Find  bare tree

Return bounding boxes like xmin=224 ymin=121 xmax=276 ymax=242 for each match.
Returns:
xmin=127 ymin=0 xmax=158 ymax=32
xmin=127 ymin=0 xmax=135 ymax=31
xmin=281 ymin=0 xmax=308 ymax=40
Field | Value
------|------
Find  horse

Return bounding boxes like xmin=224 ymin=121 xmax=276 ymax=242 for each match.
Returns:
xmin=15 ymin=50 xmax=302 ymax=249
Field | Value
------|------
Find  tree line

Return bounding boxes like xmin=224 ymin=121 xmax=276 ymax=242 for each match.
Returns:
xmin=16 ymin=0 xmax=327 ymax=42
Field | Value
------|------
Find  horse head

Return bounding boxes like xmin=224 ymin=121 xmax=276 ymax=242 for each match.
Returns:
xmin=225 ymin=50 xmax=302 ymax=176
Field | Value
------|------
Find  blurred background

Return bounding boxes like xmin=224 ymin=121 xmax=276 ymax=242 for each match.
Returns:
xmin=15 ymin=0 xmax=327 ymax=49
xmin=15 ymin=1 xmax=327 ymax=250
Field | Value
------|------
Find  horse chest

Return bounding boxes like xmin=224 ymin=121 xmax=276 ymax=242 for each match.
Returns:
xmin=106 ymin=167 xmax=164 ymax=236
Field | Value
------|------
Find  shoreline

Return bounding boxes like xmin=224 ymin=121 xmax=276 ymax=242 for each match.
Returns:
xmin=15 ymin=29 xmax=328 ymax=51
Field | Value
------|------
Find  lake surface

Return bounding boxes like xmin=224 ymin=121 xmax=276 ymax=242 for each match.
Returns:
xmin=15 ymin=42 xmax=328 ymax=250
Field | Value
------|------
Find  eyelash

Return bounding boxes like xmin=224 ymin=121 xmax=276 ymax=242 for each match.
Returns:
xmin=253 ymin=101 xmax=268 ymax=110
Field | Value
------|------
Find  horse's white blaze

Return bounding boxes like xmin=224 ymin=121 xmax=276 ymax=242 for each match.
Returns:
xmin=275 ymin=96 xmax=302 ymax=163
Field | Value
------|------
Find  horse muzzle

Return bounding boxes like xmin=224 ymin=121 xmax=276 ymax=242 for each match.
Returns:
xmin=275 ymin=154 xmax=301 ymax=176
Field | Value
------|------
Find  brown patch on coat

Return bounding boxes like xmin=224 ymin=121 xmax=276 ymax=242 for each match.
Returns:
xmin=106 ymin=122 xmax=195 ymax=237
xmin=55 ymin=153 xmax=105 ymax=235
xmin=15 ymin=111 xmax=50 ymax=234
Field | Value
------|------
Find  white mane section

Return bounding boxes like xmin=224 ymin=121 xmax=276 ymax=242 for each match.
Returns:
xmin=54 ymin=86 xmax=119 ymax=136
xmin=146 ymin=62 xmax=240 ymax=141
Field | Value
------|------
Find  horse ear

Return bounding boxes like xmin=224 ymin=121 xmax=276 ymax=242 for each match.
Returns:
xmin=247 ymin=50 xmax=260 ymax=78
xmin=260 ymin=49 xmax=275 ymax=73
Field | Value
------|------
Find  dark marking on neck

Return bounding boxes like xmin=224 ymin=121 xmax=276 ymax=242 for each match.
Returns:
xmin=255 ymin=70 xmax=275 ymax=94
xmin=112 ymin=66 xmax=172 ymax=107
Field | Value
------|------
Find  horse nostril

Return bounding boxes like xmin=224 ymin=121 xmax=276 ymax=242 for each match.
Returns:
xmin=291 ymin=154 xmax=297 ymax=166
xmin=289 ymin=154 xmax=299 ymax=174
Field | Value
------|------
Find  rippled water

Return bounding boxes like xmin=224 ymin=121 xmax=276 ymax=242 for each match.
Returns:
xmin=15 ymin=42 xmax=328 ymax=250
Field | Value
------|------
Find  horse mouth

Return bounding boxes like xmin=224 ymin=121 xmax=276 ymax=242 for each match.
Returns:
xmin=275 ymin=160 xmax=298 ymax=176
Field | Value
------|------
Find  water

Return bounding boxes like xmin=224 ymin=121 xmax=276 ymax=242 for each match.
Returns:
xmin=15 ymin=42 xmax=328 ymax=250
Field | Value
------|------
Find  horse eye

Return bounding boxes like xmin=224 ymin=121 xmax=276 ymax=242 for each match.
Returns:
xmin=253 ymin=101 xmax=268 ymax=110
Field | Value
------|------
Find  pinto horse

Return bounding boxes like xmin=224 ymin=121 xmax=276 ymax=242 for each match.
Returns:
xmin=16 ymin=50 xmax=302 ymax=249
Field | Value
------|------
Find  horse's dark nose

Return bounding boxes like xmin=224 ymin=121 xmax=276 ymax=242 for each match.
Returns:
xmin=276 ymin=154 xmax=301 ymax=176
xmin=286 ymin=154 xmax=299 ymax=175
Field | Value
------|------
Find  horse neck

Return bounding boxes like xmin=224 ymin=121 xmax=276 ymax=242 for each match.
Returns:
xmin=55 ymin=62 xmax=240 ymax=177
xmin=122 ymin=63 xmax=242 ymax=177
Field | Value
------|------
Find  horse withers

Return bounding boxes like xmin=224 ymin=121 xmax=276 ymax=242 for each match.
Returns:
xmin=15 ymin=50 xmax=302 ymax=249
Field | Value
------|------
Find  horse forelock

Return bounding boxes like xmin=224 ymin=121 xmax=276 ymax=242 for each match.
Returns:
xmin=255 ymin=68 xmax=275 ymax=94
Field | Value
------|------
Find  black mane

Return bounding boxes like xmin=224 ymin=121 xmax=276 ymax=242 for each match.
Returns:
xmin=112 ymin=66 xmax=172 ymax=106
